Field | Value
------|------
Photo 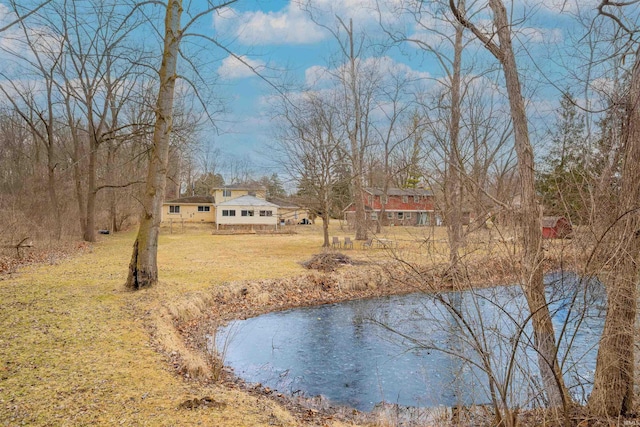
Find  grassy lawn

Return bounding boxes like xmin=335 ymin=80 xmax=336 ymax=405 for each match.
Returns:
xmin=3 ymin=222 xmax=450 ymax=426
xmin=1 ymin=220 xmax=578 ymax=426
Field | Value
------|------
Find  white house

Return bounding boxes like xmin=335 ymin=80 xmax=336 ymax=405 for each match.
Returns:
xmin=215 ymin=195 xmax=279 ymax=230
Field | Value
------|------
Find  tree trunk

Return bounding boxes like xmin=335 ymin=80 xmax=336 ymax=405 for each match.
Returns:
xmin=346 ymin=18 xmax=367 ymax=241
xmin=46 ymin=155 xmax=62 ymax=240
xmin=125 ymin=0 xmax=182 ymax=290
xmin=71 ymin=124 xmax=87 ymax=235
xmin=322 ymin=211 xmax=330 ymax=248
xmin=588 ymin=49 xmax=640 ymax=418
xmin=107 ymin=145 xmax=118 ymax=232
xmin=322 ymin=186 xmax=331 ymax=247
xmin=83 ymin=132 xmax=98 ymax=242
xmin=352 ymin=171 xmax=367 ymax=239
xmin=44 ymin=90 xmax=62 ymax=240
xmin=445 ymin=9 xmax=464 ymax=274
xmin=488 ymin=0 xmax=570 ymax=408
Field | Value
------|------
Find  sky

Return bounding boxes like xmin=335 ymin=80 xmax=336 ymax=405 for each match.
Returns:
xmin=0 ymin=0 xmax=634 ymax=185
xmin=202 ymin=0 xmax=605 ymax=177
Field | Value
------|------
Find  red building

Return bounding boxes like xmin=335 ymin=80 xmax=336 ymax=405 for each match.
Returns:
xmin=344 ymin=188 xmax=436 ymax=226
xmin=541 ymin=216 xmax=573 ymax=239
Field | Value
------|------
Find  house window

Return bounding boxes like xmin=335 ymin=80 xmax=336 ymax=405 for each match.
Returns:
xmin=398 ymin=212 xmax=404 ymax=220
xmin=371 ymin=212 xmax=378 ymax=220
xmin=405 ymin=212 xmax=412 ymax=219
xmin=402 ymin=195 xmax=408 ymax=203
xmin=198 ymin=206 xmax=210 ymax=212
xmin=259 ymin=210 xmax=272 ymax=216
xmin=222 ymin=189 xmax=231 ymax=197
xmin=414 ymin=195 xmax=420 ymax=203
xmin=387 ymin=212 xmax=394 ymax=219
xmin=169 ymin=205 xmax=180 ymax=214
xmin=222 ymin=209 xmax=235 ymax=217
xmin=241 ymin=210 xmax=254 ymax=216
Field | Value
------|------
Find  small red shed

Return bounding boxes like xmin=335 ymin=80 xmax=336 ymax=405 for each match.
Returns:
xmin=541 ymin=216 xmax=572 ymax=239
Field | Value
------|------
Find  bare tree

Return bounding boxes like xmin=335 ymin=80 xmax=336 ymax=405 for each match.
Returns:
xmin=461 ymin=82 xmax=513 ymax=227
xmin=369 ymin=69 xmax=422 ymax=234
xmin=302 ymin=8 xmax=379 ymax=240
xmin=587 ymin=1 xmax=640 ymax=417
xmin=126 ymin=0 xmax=238 ymax=290
xmin=0 ymin=0 xmax=52 ymax=33
xmin=449 ymin=0 xmax=570 ymax=410
xmin=0 ymin=14 xmax=65 ymax=239
xmin=337 ymin=18 xmax=372 ymax=240
xmin=126 ymin=0 xmax=184 ymax=290
xmin=275 ymin=91 xmax=346 ymax=247
xmin=54 ymin=0 xmax=149 ymax=242
xmin=382 ymin=0 xmax=475 ymax=271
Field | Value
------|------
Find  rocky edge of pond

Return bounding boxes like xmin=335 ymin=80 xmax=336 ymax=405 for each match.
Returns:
xmin=166 ymin=250 xmax=583 ymax=426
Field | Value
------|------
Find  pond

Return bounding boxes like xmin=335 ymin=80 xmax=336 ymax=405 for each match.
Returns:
xmin=214 ymin=272 xmax=605 ymax=412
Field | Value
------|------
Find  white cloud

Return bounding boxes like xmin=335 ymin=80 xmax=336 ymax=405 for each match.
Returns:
xmin=0 ymin=4 xmax=64 ymax=76
xmin=304 ymin=56 xmax=430 ymax=88
xmin=217 ymin=55 xmax=266 ymax=80
xmin=537 ymin=0 xmax=599 ymax=15
xmin=214 ymin=0 xmax=405 ymax=47
xmin=517 ymin=27 xmax=563 ymax=44
xmin=304 ymin=65 xmax=329 ymax=86
xmin=214 ymin=4 xmax=325 ymax=45
xmin=374 ymin=56 xmax=430 ymax=81
xmin=590 ymin=77 xmax=615 ymax=96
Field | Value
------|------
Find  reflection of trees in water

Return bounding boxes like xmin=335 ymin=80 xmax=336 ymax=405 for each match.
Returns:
xmin=368 ymin=273 xmax=605 ymax=419
xmin=216 ymin=276 xmax=604 ymax=415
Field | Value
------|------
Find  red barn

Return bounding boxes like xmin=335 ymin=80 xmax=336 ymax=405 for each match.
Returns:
xmin=344 ymin=188 xmax=436 ymax=226
xmin=541 ymin=216 xmax=573 ymax=239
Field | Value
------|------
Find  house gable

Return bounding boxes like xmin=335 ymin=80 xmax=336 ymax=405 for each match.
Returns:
xmin=212 ymin=184 xmax=266 ymax=203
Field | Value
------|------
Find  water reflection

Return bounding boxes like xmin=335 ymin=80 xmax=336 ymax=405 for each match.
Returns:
xmin=214 ymin=272 xmax=604 ymax=411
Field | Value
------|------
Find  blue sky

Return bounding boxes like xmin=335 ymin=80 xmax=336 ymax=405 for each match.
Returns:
xmin=204 ymin=0 xmax=606 ymax=176
xmin=0 ymin=0 xmax=627 ymax=182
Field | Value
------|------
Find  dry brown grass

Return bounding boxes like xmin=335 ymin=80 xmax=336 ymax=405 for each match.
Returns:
xmin=0 ymin=222 xmax=392 ymax=426
xmin=0 ymin=221 xmax=586 ymax=426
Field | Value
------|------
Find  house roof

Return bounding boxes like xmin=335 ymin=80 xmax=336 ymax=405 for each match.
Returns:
xmin=216 ymin=195 xmax=279 ymax=207
xmin=364 ymin=187 xmax=433 ymax=197
xmin=164 ymin=196 xmax=214 ymax=204
xmin=541 ymin=216 xmax=570 ymax=228
xmin=268 ymin=197 xmax=301 ymax=209
xmin=212 ymin=183 xmax=266 ymax=191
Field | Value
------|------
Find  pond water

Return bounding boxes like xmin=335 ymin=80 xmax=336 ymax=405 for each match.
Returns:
xmin=214 ymin=272 xmax=605 ymax=411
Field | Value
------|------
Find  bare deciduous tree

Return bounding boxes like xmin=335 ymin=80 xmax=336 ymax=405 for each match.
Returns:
xmin=126 ymin=0 xmax=238 ymax=290
xmin=587 ymin=1 xmax=640 ymax=417
xmin=0 ymin=15 xmax=65 ymax=239
xmin=303 ymin=9 xmax=379 ymax=240
xmin=0 ymin=0 xmax=52 ymax=33
xmin=126 ymin=0 xmax=184 ymax=290
xmin=449 ymin=0 xmax=571 ymax=410
xmin=275 ymin=91 xmax=346 ymax=246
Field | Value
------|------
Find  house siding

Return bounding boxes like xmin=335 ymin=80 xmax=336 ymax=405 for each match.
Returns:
xmin=345 ymin=189 xmax=436 ymax=227
xmin=212 ymin=188 xmax=267 ymax=203
xmin=215 ymin=195 xmax=279 ymax=230
xmin=161 ymin=203 xmax=215 ymax=223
